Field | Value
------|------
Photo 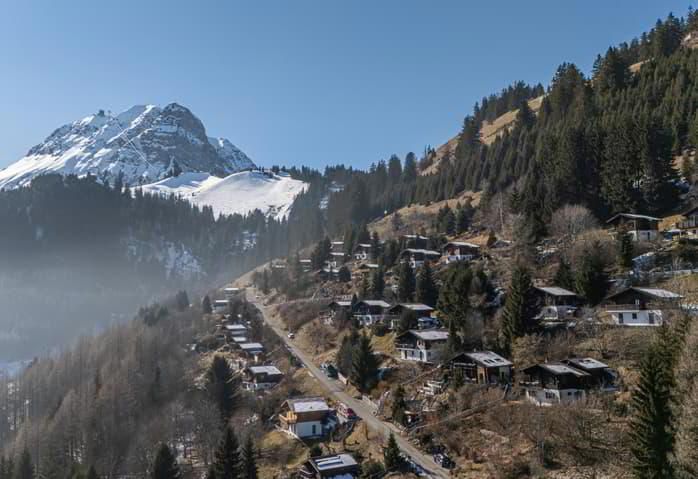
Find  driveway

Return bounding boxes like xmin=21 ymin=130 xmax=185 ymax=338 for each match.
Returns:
xmin=247 ymin=289 xmax=450 ymax=478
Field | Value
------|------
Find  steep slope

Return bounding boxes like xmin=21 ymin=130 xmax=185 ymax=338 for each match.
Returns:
xmin=0 ymin=103 xmax=255 ymax=189
xmin=140 ymin=170 xmax=307 ymax=219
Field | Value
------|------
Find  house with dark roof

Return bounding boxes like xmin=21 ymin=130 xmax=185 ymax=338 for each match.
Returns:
xmin=533 ymin=286 xmax=580 ymax=322
xmin=299 ymin=453 xmax=360 ymax=479
xmin=353 ymin=300 xmax=392 ymax=326
xmin=386 ymin=303 xmax=435 ymax=329
xmin=399 ymin=248 xmax=441 ymax=268
xmin=677 ymin=205 xmax=698 ymax=237
xmin=606 ymin=213 xmax=660 ymax=242
xmin=353 ymin=243 xmax=372 ymax=261
xmin=442 ymin=241 xmax=481 ymax=264
xmin=448 ymin=350 xmax=513 ymax=385
xmin=604 ymin=287 xmax=682 ymax=326
xmin=561 ymin=357 xmax=618 ymax=391
xmin=520 ymin=363 xmax=592 ymax=405
xmin=395 ymin=329 xmax=449 ymax=363
xmin=242 ymin=365 xmax=284 ymax=391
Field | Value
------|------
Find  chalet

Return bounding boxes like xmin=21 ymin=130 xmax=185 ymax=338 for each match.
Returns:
xmin=677 ymin=205 xmax=698 ymax=237
xmin=224 ymin=323 xmax=247 ymax=337
xmin=239 ymin=342 xmax=265 ymax=362
xmin=605 ymin=287 xmax=682 ymax=326
xmin=299 ymin=453 xmax=360 ymax=479
xmin=533 ymin=286 xmax=579 ymax=322
xmin=386 ymin=303 xmax=435 ymax=330
xmin=223 ymin=287 xmax=243 ymax=299
xmin=300 ymin=259 xmax=312 ymax=272
xmin=520 ymin=363 xmax=592 ymax=406
xmin=213 ymin=299 xmax=230 ymax=314
xmin=417 ymin=317 xmax=439 ymax=329
xmin=402 ymin=234 xmax=429 ymax=249
xmin=230 ymin=336 xmax=248 ymax=347
xmin=395 ymin=329 xmax=449 ymax=363
xmin=606 ymin=213 xmax=660 ymax=242
xmin=561 ymin=357 xmax=618 ymax=391
xmin=399 ymin=248 xmax=441 ymax=269
xmin=353 ymin=243 xmax=372 ymax=261
xmin=328 ymin=300 xmax=353 ymax=317
xmin=353 ymin=300 xmax=392 ymax=326
xmin=326 ymin=252 xmax=346 ymax=268
xmin=442 ymin=241 xmax=480 ymax=264
xmin=352 ymin=263 xmax=379 ymax=279
xmin=242 ymin=365 xmax=284 ymax=391
xmin=330 ymin=241 xmax=344 ymax=252
xmin=279 ymin=397 xmax=333 ymax=439
xmin=448 ymin=351 xmax=513 ymax=385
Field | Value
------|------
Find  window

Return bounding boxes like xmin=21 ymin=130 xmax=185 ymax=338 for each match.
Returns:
xmin=618 ymin=313 xmax=624 ymax=324
xmin=311 ymin=424 xmax=317 ymax=435
xmin=632 ymin=313 xmax=637 ymax=320
xmin=545 ymin=391 xmax=555 ymax=399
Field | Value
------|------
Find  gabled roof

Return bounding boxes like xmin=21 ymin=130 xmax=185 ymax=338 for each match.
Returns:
xmin=225 ymin=324 xmax=247 ymax=331
xmin=285 ymin=397 xmax=330 ymax=413
xmin=312 ymin=453 xmax=358 ymax=472
xmin=247 ymin=365 xmax=282 ymax=376
xmin=355 ymin=300 xmax=391 ymax=308
xmin=606 ymin=286 xmax=682 ymax=301
xmin=239 ymin=342 xmax=264 ymax=351
xmin=464 ymin=351 xmax=512 ymax=368
xmin=443 ymin=241 xmax=480 ymax=249
xmin=401 ymin=248 xmax=441 ymax=256
xmin=329 ymin=300 xmax=353 ymax=308
xmin=398 ymin=329 xmax=449 ymax=341
xmin=357 ymin=243 xmax=372 ymax=248
xmin=388 ymin=303 xmax=435 ymax=313
xmin=563 ymin=357 xmax=609 ymax=370
xmin=682 ymin=205 xmax=698 ymax=217
xmin=524 ymin=362 xmax=591 ymax=377
xmin=534 ymin=286 xmax=577 ymax=297
xmin=606 ymin=213 xmax=660 ymax=224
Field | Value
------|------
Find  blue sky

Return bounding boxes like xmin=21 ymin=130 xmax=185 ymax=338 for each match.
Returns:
xmin=0 ymin=1 xmax=691 ymax=170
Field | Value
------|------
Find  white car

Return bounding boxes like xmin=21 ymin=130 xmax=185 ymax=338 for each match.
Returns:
xmin=287 ymin=332 xmax=295 ymax=339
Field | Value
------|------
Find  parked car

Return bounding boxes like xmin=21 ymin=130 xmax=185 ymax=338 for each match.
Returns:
xmin=337 ymin=402 xmax=357 ymax=421
xmin=287 ymin=332 xmax=295 ymax=339
xmin=433 ymin=453 xmax=455 ymax=469
xmin=320 ymin=362 xmax=338 ymax=378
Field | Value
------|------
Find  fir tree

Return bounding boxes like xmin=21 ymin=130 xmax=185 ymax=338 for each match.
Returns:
xmin=415 ymin=263 xmax=438 ymax=307
xmin=151 ymin=444 xmax=181 ymax=479
xmin=14 ymin=449 xmax=32 ymax=479
xmin=629 ymin=343 xmax=675 ymax=479
xmin=396 ymin=261 xmax=415 ymax=302
xmin=206 ymin=355 xmax=240 ymax=421
xmin=350 ymin=333 xmax=379 ymax=393
xmin=370 ymin=231 xmax=381 ymax=262
xmin=175 ymin=290 xmax=189 ymax=312
xmin=383 ymin=433 xmax=404 ymax=472
xmin=618 ymin=231 xmax=634 ymax=269
xmin=553 ymin=257 xmax=575 ymax=291
xmin=437 ymin=262 xmax=473 ymax=333
xmin=444 ymin=318 xmax=463 ymax=358
xmin=575 ymin=244 xmax=609 ymax=305
xmin=202 ymin=295 xmax=213 ymax=314
xmin=501 ymin=265 xmax=537 ymax=356
xmin=214 ymin=427 xmax=242 ymax=479
xmin=396 ymin=310 xmax=417 ymax=336
xmin=370 ymin=267 xmax=385 ymax=299
xmin=391 ymin=385 xmax=407 ymax=426
xmin=241 ymin=435 xmax=258 ymax=479
xmin=338 ymin=266 xmax=351 ymax=283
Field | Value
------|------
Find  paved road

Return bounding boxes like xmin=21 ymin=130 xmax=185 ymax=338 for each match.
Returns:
xmin=247 ymin=289 xmax=450 ymax=479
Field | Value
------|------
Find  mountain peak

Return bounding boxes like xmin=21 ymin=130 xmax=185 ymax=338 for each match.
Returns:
xmin=0 ymin=103 xmax=255 ymax=189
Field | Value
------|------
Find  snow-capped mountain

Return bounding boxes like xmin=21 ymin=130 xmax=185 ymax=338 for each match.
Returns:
xmin=140 ymin=170 xmax=307 ymax=220
xmin=0 ymin=103 xmax=256 ymax=189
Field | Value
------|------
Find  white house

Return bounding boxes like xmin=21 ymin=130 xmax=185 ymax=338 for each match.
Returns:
xmin=520 ymin=363 xmax=591 ymax=406
xmin=213 ymin=299 xmax=230 ymax=314
xmin=279 ymin=397 xmax=333 ymax=439
xmin=442 ymin=241 xmax=480 ymax=264
xmin=604 ymin=287 xmax=682 ymax=326
xmin=395 ymin=329 xmax=449 ymax=363
xmin=399 ymin=248 xmax=441 ymax=269
xmin=353 ymin=243 xmax=372 ymax=261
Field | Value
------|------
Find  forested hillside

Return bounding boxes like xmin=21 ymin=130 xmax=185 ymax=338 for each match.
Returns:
xmin=0 ymin=174 xmax=291 ymax=359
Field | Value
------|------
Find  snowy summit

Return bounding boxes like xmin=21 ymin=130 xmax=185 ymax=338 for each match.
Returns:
xmin=0 ymin=103 xmax=256 ymax=189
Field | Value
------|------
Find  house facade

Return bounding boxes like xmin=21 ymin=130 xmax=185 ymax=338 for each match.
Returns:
xmin=399 ymin=248 xmax=441 ymax=268
xmin=353 ymin=243 xmax=372 ymax=261
xmin=395 ymin=329 xmax=449 ymax=363
xmin=677 ymin=205 xmax=698 ymax=237
xmin=533 ymin=286 xmax=579 ymax=322
xmin=442 ymin=241 xmax=480 ymax=264
xmin=520 ymin=363 xmax=592 ymax=406
xmin=606 ymin=213 xmax=660 ymax=242
xmin=279 ymin=397 xmax=333 ymax=439
xmin=604 ymin=287 xmax=682 ymax=326
xmin=353 ymin=300 xmax=392 ymax=326
xmin=449 ymin=351 xmax=513 ymax=385
xmin=242 ymin=365 xmax=284 ymax=391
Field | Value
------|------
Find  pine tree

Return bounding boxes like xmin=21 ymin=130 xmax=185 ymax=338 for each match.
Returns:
xmin=14 ymin=449 xmax=32 ymax=479
xmin=261 ymin=270 xmax=270 ymax=295
xmin=501 ymin=266 xmax=537 ymax=356
xmin=455 ymin=206 xmax=470 ymax=234
xmin=437 ymin=262 xmax=473 ymax=332
xmin=415 ymin=263 xmax=438 ymax=307
xmin=214 ymin=427 xmax=242 ymax=479
xmin=175 ymin=290 xmax=189 ymax=312
xmin=206 ymin=355 xmax=239 ymax=421
xmin=391 ymin=385 xmax=407 ymax=426
xmin=444 ymin=318 xmax=463 ymax=358
xmin=151 ymin=444 xmax=181 ymax=479
xmin=241 ymin=435 xmax=258 ymax=479
xmin=350 ymin=333 xmax=379 ymax=393
xmin=396 ymin=262 xmax=415 ymax=302
xmin=383 ymin=433 xmax=404 ymax=472
xmin=202 ymin=295 xmax=213 ymax=314
xmin=338 ymin=266 xmax=351 ymax=283
xmin=575 ymin=244 xmax=609 ymax=305
xmin=553 ymin=257 xmax=575 ymax=290
xmin=370 ymin=231 xmax=381 ymax=262
xmin=396 ymin=310 xmax=417 ymax=336
xmin=336 ymin=329 xmax=359 ymax=376
xmin=629 ymin=343 xmax=675 ymax=479
xmin=370 ymin=267 xmax=385 ymax=299
xmin=618 ymin=232 xmax=634 ymax=269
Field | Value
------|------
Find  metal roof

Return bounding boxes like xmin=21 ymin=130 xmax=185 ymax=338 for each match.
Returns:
xmin=313 ymin=453 xmax=358 ymax=471
xmin=247 ymin=365 xmax=282 ymax=376
xmin=535 ymin=286 xmax=577 ymax=297
xmin=538 ymin=363 xmax=590 ymax=377
xmin=606 ymin=213 xmax=660 ymax=223
xmin=239 ymin=342 xmax=264 ymax=350
xmin=287 ymin=397 xmax=330 ymax=413
xmin=465 ymin=351 xmax=513 ymax=367
xmin=564 ymin=357 xmax=609 ymax=370
xmin=409 ymin=329 xmax=449 ymax=341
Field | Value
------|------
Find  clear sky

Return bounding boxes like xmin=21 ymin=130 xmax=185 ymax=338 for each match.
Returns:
xmin=0 ymin=1 xmax=692 ymax=170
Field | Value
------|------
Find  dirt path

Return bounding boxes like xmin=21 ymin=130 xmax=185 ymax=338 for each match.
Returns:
xmin=247 ymin=289 xmax=450 ymax=479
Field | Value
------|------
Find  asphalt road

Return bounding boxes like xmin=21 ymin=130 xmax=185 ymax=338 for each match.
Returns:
xmin=247 ymin=289 xmax=450 ymax=479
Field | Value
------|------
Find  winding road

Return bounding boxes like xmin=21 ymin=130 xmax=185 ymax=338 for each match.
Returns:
xmin=247 ymin=289 xmax=450 ymax=479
